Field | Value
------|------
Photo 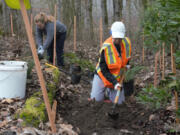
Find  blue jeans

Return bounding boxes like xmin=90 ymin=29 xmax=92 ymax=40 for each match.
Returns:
xmin=90 ymin=74 xmax=125 ymax=104
xmin=47 ymin=32 xmax=66 ymax=66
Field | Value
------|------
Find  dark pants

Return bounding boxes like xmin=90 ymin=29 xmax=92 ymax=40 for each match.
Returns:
xmin=47 ymin=32 xmax=66 ymax=66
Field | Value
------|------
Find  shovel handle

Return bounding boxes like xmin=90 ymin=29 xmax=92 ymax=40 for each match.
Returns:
xmin=113 ymin=71 xmax=126 ymax=104
xmin=114 ymin=88 xmax=121 ymax=104
xmin=45 ymin=63 xmax=58 ymax=69
xmin=119 ymin=73 xmax=125 ymax=84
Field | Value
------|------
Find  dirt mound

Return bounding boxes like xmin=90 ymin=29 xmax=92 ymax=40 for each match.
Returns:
xmin=57 ymin=90 xmax=174 ymax=135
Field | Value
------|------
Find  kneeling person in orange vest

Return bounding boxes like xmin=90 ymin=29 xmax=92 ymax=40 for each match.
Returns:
xmin=90 ymin=21 xmax=131 ymax=104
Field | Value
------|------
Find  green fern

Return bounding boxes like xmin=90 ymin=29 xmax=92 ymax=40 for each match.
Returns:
xmin=136 ymin=74 xmax=180 ymax=109
xmin=124 ymin=66 xmax=145 ymax=82
xmin=167 ymin=76 xmax=180 ymax=92
xmin=136 ymin=85 xmax=172 ymax=109
xmin=174 ymin=50 xmax=180 ymax=69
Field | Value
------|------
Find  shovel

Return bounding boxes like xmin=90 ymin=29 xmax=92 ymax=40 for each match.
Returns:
xmin=108 ymin=70 xmax=125 ymax=120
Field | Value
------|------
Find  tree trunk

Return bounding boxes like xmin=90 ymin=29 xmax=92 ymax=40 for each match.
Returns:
xmin=61 ymin=0 xmax=73 ymax=38
xmin=2 ymin=0 xmax=10 ymax=35
xmin=142 ymin=0 xmax=148 ymax=9
xmin=87 ymin=0 xmax=94 ymax=39
xmin=126 ymin=0 xmax=131 ymax=37
xmin=101 ymin=0 xmax=110 ymax=40
xmin=75 ymin=0 xmax=81 ymax=40
xmin=46 ymin=0 xmax=56 ymax=15
xmin=113 ymin=0 xmax=123 ymax=21
xmin=101 ymin=0 xmax=108 ymax=25
xmin=57 ymin=0 xmax=61 ymax=21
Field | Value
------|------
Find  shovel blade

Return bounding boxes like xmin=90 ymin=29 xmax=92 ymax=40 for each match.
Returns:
xmin=108 ymin=110 xmax=119 ymax=120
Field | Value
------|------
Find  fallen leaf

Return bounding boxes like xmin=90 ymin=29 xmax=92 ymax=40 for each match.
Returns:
xmin=0 ymin=120 xmax=7 ymax=127
xmin=149 ymin=114 xmax=156 ymax=121
xmin=1 ymin=111 xmax=10 ymax=117
xmin=143 ymin=72 xmax=154 ymax=81
xmin=59 ymin=124 xmax=78 ymax=135
xmin=23 ymin=127 xmax=36 ymax=135
xmin=166 ymin=96 xmax=176 ymax=111
xmin=120 ymin=129 xmax=133 ymax=134
xmin=2 ymin=99 xmax=14 ymax=104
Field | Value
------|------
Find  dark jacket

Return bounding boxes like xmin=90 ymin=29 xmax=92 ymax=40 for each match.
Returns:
xmin=35 ymin=21 xmax=67 ymax=49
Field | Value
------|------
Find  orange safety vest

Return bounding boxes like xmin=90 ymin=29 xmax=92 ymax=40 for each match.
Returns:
xmin=96 ymin=36 xmax=131 ymax=88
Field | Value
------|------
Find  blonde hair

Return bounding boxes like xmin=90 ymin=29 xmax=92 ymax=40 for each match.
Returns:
xmin=34 ymin=12 xmax=55 ymax=24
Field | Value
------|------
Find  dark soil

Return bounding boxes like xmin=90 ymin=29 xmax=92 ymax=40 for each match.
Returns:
xmin=56 ymin=88 xmax=174 ymax=135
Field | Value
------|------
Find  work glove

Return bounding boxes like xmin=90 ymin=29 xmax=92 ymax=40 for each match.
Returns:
xmin=114 ymin=83 xmax=122 ymax=90
xmin=37 ymin=45 xmax=44 ymax=55
xmin=126 ymin=65 xmax=131 ymax=70
xmin=37 ymin=45 xmax=44 ymax=59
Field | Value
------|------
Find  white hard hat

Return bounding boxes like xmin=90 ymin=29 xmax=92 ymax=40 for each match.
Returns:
xmin=111 ymin=21 xmax=126 ymax=38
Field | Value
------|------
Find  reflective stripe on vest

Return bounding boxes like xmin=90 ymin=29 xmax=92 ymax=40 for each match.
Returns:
xmin=122 ymin=37 xmax=131 ymax=58
xmin=100 ymin=43 xmax=110 ymax=53
xmin=113 ymin=68 xmax=124 ymax=79
xmin=105 ymin=44 xmax=116 ymax=64
xmin=96 ymin=63 xmax=100 ymax=72
xmin=100 ymin=43 xmax=116 ymax=64
xmin=96 ymin=64 xmax=124 ymax=80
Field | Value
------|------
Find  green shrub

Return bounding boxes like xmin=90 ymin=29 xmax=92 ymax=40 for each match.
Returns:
xmin=27 ymin=59 xmax=34 ymax=79
xmin=64 ymin=52 xmax=95 ymax=72
xmin=136 ymin=85 xmax=172 ymax=109
xmin=124 ymin=66 xmax=145 ymax=82
xmin=143 ymin=0 xmax=180 ymax=52
xmin=136 ymin=74 xmax=180 ymax=110
xmin=174 ymin=50 xmax=180 ymax=69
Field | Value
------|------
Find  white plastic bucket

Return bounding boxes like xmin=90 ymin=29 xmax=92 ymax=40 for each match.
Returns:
xmin=0 ymin=61 xmax=28 ymax=99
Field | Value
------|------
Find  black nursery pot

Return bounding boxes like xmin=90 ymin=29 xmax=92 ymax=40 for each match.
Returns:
xmin=123 ymin=79 xmax=134 ymax=97
xmin=70 ymin=64 xmax=81 ymax=84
